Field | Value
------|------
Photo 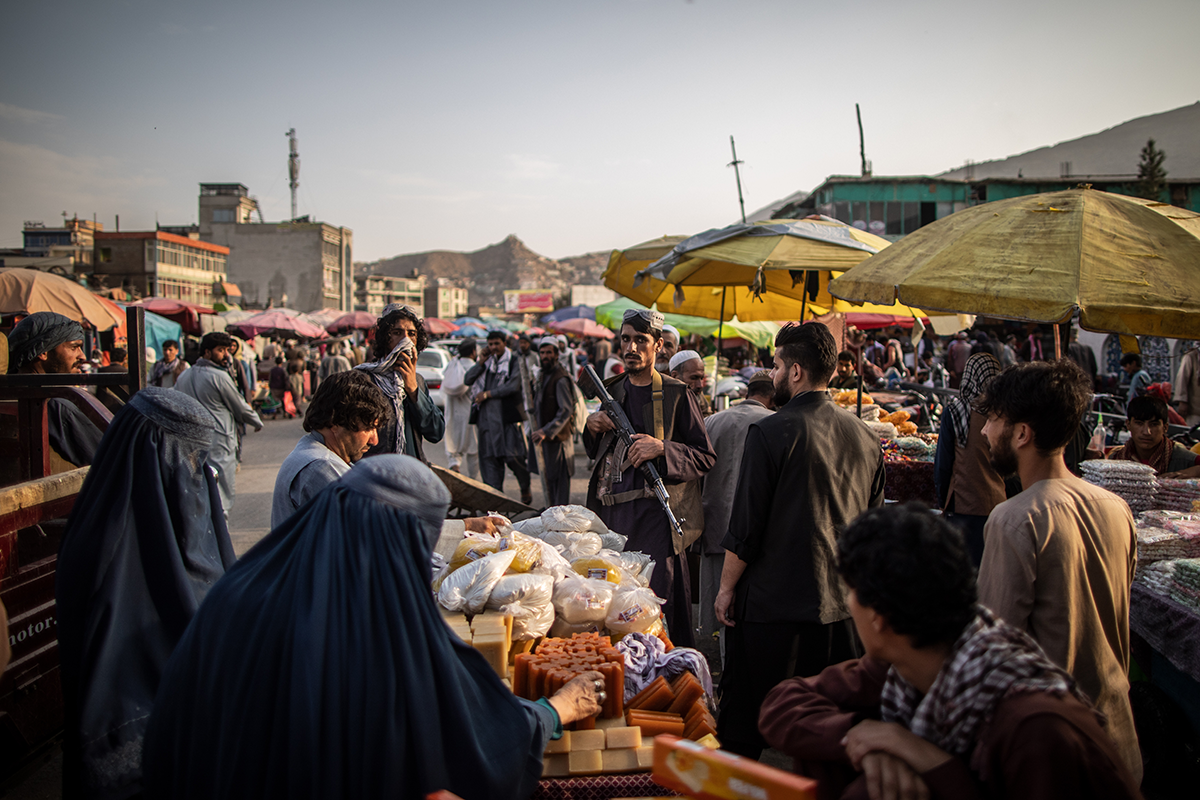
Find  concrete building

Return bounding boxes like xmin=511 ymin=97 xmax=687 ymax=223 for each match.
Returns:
xmin=9 ymin=217 xmax=102 ymax=274
xmin=424 ymin=282 xmax=469 ymax=319
xmin=93 ymin=230 xmax=229 ymax=305
xmin=192 ymin=183 xmax=352 ymax=312
xmin=355 ymin=272 xmax=427 ymax=317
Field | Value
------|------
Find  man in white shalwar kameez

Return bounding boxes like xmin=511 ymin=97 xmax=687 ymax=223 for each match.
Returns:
xmin=441 ymin=339 xmax=480 ymax=478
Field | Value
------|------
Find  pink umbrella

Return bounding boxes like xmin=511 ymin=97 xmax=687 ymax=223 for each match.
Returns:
xmin=525 ymin=326 xmax=546 ymax=335
xmin=424 ymin=317 xmax=460 ymax=335
xmin=550 ymin=318 xmax=614 ymax=339
xmin=326 ymin=311 xmax=379 ymax=333
xmin=230 ymin=310 xmax=328 ymax=339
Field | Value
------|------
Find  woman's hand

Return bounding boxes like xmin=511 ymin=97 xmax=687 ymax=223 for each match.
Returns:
xmin=547 ymin=670 xmax=605 ymax=725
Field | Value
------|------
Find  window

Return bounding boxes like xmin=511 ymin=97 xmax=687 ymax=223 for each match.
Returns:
xmin=99 ymin=247 xmax=112 ymax=263
xmin=212 ymin=209 xmax=235 ymax=223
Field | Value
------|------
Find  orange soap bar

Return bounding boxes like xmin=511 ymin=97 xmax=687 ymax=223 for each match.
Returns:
xmin=684 ymin=717 xmax=717 ymax=741
xmin=667 ymin=679 xmax=704 ymax=715
xmin=626 ymin=676 xmax=668 ymax=710
xmin=627 ymin=714 xmax=685 ymax=738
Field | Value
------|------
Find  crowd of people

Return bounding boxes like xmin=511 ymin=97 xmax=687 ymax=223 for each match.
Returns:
xmin=5 ymin=301 xmax=1200 ymax=799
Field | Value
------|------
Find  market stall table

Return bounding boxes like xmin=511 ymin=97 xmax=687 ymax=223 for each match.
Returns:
xmin=533 ymin=773 xmax=679 ymax=800
xmin=883 ymin=458 xmax=936 ymax=505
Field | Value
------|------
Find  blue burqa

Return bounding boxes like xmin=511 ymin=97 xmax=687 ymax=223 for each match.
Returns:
xmin=56 ymin=387 xmax=234 ymax=799
xmin=142 ymin=455 xmax=552 ymax=800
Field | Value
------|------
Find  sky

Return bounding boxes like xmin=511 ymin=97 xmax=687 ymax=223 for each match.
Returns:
xmin=1 ymin=0 xmax=1197 ymax=262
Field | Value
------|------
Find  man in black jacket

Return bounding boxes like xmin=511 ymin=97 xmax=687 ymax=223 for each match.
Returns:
xmin=715 ymin=321 xmax=886 ymax=759
xmin=466 ymin=329 xmax=532 ymax=503
xmin=531 ymin=336 xmax=575 ymax=506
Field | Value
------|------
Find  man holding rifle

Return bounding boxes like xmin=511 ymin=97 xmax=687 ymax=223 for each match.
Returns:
xmin=582 ymin=309 xmax=715 ymax=648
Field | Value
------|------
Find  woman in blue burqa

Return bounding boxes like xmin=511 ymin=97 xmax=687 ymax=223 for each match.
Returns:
xmin=142 ymin=454 xmax=604 ymax=800
xmin=56 ymin=387 xmax=236 ymax=799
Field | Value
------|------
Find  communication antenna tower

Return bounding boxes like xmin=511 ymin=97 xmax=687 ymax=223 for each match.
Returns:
xmin=286 ymin=128 xmax=300 ymax=221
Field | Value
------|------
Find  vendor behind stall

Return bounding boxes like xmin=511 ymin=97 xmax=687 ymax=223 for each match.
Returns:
xmin=1108 ymin=395 xmax=1200 ymax=478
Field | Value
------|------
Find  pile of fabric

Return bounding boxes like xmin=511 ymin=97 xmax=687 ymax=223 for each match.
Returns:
xmin=1080 ymin=459 xmax=1158 ymax=513
xmin=1135 ymin=526 xmax=1200 ymax=570
xmin=1154 ymin=478 xmax=1200 ymax=513
xmin=1136 ymin=557 xmax=1200 ymax=613
xmin=1140 ymin=509 xmax=1200 ymax=537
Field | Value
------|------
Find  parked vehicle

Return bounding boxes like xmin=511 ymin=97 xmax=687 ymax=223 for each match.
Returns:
xmin=416 ymin=347 xmax=450 ymax=408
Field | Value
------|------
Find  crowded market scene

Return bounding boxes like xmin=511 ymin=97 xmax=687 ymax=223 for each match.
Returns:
xmin=2 ymin=4 xmax=1200 ymax=795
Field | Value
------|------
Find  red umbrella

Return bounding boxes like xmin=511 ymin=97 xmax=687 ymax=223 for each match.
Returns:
xmin=525 ymin=326 xmax=546 ymax=335
xmin=424 ymin=317 xmax=460 ymax=335
xmin=230 ymin=310 xmax=328 ymax=339
xmin=550 ymin=318 xmax=614 ymax=339
xmin=844 ymin=312 xmax=930 ymax=330
xmin=132 ymin=297 xmax=215 ymax=335
xmin=327 ymin=311 xmax=379 ymax=333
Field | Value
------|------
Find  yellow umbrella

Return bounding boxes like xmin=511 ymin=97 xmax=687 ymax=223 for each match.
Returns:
xmin=0 ymin=267 xmax=125 ymax=330
xmin=828 ymin=188 xmax=1200 ymax=338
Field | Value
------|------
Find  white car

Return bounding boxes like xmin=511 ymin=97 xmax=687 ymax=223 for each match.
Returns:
xmin=416 ymin=347 xmax=451 ymax=408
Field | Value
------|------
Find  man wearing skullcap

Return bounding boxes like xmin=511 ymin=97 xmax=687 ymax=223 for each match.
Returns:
xmin=7 ymin=311 xmax=104 ymax=467
xmin=530 ymin=336 xmax=575 ymax=506
xmin=583 ymin=308 xmax=715 ymax=647
xmin=669 ymin=349 xmax=712 ymax=418
xmin=655 ymin=324 xmax=680 ymax=373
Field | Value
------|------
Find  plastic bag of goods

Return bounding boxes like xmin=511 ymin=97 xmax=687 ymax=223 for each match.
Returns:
xmin=606 ymin=586 xmax=665 ymax=636
xmin=437 ymin=550 xmax=516 ymax=614
xmin=488 ymin=573 xmax=556 ymax=640
xmin=599 ymin=531 xmax=628 ymax=552
xmin=571 ymin=553 xmax=627 ymax=585
xmin=447 ymin=534 xmax=502 ymax=572
xmin=542 ymin=529 xmax=603 ymax=561
xmin=498 ymin=530 xmax=542 ymax=573
xmin=541 ymin=504 xmax=608 ymax=534
xmin=552 ymin=575 xmax=614 ymax=624
xmin=511 ymin=516 xmax=545 ymax=539
xmin=618 ymin=551 xmax=654 ymax=587
xmin=548 ymin=617 xmax=606 ymax=638
xmin=530 ymin=538 xmax=574 ymax=583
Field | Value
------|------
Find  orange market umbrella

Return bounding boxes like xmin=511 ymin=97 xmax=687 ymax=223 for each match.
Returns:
xmin=0 ymin=267 xmax=125 ymax=330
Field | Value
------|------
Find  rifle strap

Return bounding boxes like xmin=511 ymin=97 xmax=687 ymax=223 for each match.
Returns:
xmin=651 ymin=369 xmax=665 ymax=441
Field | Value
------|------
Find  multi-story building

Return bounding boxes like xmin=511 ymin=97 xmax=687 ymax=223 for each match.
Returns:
xmin=93 ymin=230 xmax=229 ymax=305
xmin=11 ymin=217 xmax=102 ymax=273
xmin=191 ymin=183 xmax=353 ymax=312
xmin=355 ymin=273 xmax=427 ymax=317
xmin=424 ymin=283 xmax=469 ymax=320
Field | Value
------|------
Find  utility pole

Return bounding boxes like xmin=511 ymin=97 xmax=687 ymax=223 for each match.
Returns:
xmin=856 ymin=104 xmax=869 ymax=177
xmin=286 ymin=128 xmax=300 ymax=221
xmin=728 ymin=135 xmax=747 ymax=224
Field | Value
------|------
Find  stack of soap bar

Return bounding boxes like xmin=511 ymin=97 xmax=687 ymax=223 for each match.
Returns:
xmin=624 ymin=670 xmax=714 ymax=741
xmin=541 ymin=724 xmax=655 ymax=776
xmin=468 ymin=611 xmax=512 ymax=678
xmin=513 ymin=633 xmax=625 ymax=724
xmin=440 ymin=609 xmax=472 ymax=642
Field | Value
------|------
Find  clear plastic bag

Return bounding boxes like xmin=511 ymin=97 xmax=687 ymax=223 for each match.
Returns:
xmin=541 ymin=504 xmax=608 ymax=534
xmin=498 ymin=530 xmax=542 ymax=573
xmin=542 ymin=530 xmax=603 ymax=561
xmin=605 ymin=586 xmax=665 ymax=635
xmin=599 ymin=531 xmax=628 ymax=552
xmin=571 ymin=554 xmax=626 ymax=585
xmin=507 ymin=602 xmax=555 ymax=640
xmin=511 ymin=516 xmax=546 ymax=539
xmin=617 ymin=551 xmax=654 ymax=587
xmin=447 ymin=534 xmax=501 ymax=573
xmin=529 ymin=538 xmax=574 ymax=583
xmin=552 ymin=574 xmax=614 ymax=624
xmin=437 ymin=550 xmax=516 ymax=614
xmin=488 ymin=574 xmax=556 ymax=641
xmin=548 ymin=616 xmax=606 ymax=638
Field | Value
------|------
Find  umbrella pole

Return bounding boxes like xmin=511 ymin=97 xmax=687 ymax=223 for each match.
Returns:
xmin=1054 ymin=324 xmax=1062 ymax=360
xmin=713 ymin=287 xmax=726 ymax=403
xmin=799 ymin=270 xmax=808 ymax=321
xmin=856 ymin=346 xmax=864 ymax=418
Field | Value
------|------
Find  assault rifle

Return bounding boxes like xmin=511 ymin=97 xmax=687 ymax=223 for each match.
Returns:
xmin=577 ymin=364 xmax=685 ymax=541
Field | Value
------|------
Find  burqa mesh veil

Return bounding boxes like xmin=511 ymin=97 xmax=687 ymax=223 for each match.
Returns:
xmin=56 ymin=386 xmax=234 ymax=799
xmin=143 ymin=455 xmax=551 ymax=800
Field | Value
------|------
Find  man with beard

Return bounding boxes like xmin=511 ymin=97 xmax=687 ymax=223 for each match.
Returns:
xmin=175 ymin=331 xmax=264 ymax=518
xmin=714 ymin=321 xmax=885 ymax=760
xmin=466 ymin=329 xmax=533 ymax=503
xmin=356 ymin=304 xmax=445 ymax=460
xmin=271 ymin=370 xmax=390 ymax=527
xmin=6 ymin=311 xmax=105 ymax=467
xmin=655 ymin=324 xmax=680 ymax=373
xmin=669 ymin=349 xmax=712 ymax=418
xmin=976 ymin=359 xmax=1142 ymax=783
xmin=530 ymin=337 xmax=575 ymax=506
xmin=584 ymin=309 xmax=715 ymax=647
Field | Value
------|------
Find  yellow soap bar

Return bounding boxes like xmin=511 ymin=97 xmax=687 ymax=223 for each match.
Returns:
xmin=570 ymin=729 xmax=606 ymax=751
xmin=636 ymin=745 xmax=655 ymax=769
xmin=605 ymin=726 xmax=643 ymax=749
xmin=471 ymin=612 xmax=509 ymax=634
xmin=568 ymin=749 xmax=603 ymax=775
xmin=596 ymin=716 xmax=629 ymax=730
xmin=542 ymin=753 xmax=570 ymax=777
xmin=473 ymin=635 xmax=509 ymax=678
xmin=544 ymin=732 xmax=571 ymax=754
xmin=602 ymin=748 xmax=644 ymax=772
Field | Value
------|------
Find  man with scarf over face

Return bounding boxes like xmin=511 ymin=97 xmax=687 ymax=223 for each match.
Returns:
xmin=759 ymin=505 xmax=1141 ymax=800
xmin=583 ymin=309 xmax=715 ymax=648
xmin=6 ymin=311 xmax=104 ymax=467
xmin=175 ymin=331 xmax=263 ymax=517
xmin=465 ymin=329 xmax=532 ymax=503
xmin=715 ymin=322 xmax=884 ymax=760
xmin=356 ymin=304 xmax=444 ymax=461
xmin=530 ymin=336 xmax=575 ymax=506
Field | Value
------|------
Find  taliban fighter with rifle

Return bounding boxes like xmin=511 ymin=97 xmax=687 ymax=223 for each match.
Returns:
xmin=582 ymin=308 xmax=715 ymax=647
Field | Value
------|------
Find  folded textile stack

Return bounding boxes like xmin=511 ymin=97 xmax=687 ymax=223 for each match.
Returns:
xmin=1138 ymin=510 xmax=1200 ymax=538
xmin=1136 ymin=558 xmax=1200 ymax=613
xmin=1080 ymin=460 xmax=1158 ymax=513
xmin=1154 ymin=479 xmax=1200 ymax=513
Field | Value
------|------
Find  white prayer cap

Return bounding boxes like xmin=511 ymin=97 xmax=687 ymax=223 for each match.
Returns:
xmin=669 ymin=349 xmax=702 ymax=372
xmin=661 ymin=324 xmax=679 ymax=341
